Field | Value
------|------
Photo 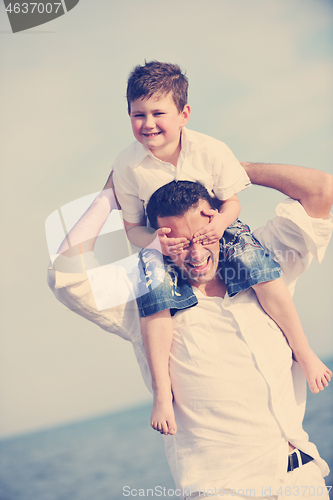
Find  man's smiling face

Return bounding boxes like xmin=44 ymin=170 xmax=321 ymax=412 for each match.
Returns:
xmin=157 ymin=199 xmax=221 ymax=288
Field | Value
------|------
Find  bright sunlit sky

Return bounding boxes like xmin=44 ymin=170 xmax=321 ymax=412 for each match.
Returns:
xmin=0 ymin=0 xmax=332 ymax=439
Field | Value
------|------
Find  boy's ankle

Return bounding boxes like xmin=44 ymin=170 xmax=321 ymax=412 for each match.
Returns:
xmin=152 ymin=386 xmax=173 ymax=400
xmin=289 ymin=337 xmax=310 ymax=354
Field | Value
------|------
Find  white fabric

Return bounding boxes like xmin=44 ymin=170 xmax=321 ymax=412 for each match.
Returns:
xmin=192 ymin=461 xmax=328 ymax=499
xmin=167 ymin=286 xmax=290 ymax=493
xmin=112 ymin=128 xmax=251 ymax=223
xmin=47 ymin=199 xmax=333 ymax=499
xmin=165 ymin=287 xmax=328 ymax=494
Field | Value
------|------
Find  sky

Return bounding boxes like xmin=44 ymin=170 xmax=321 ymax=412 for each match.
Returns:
xmin=0 ymin=0 xmax=333 ymax=439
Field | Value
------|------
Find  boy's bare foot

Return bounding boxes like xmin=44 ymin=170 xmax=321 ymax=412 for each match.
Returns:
xmin=293 ymin=346 xmax=332 ymax=393
xmin=151 ymin=390 xmax=177 ymax=435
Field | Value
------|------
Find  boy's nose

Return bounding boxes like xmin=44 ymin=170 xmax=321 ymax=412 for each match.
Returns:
xmin=144 ymin=114 xmax=155 ymax=128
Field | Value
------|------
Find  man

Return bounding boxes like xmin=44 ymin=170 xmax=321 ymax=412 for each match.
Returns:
xmin=48 ymin=163 xmax=333 ymax=499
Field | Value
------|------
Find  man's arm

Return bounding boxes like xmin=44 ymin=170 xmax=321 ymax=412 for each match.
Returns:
xmin=57 ymin=172 xmax=121 ymax=258
xmin=47 ymin=171 xmax=144 ymax=347
xmin=242 ymin=162 xmax=333 ymax=219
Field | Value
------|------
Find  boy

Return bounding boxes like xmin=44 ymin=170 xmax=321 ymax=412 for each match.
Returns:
xmin=112 ymin=61 xmax=331 ymax=435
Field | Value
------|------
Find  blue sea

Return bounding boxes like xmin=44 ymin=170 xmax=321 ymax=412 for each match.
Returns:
xmin=0 ymin=361 xmax=332 ymax=500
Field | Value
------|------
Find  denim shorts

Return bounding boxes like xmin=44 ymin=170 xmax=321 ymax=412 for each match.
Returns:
xmin=136 ymin=219 xmax=281 ymax=318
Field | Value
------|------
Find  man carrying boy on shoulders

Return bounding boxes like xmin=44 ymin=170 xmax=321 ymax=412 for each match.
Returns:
xmin=48 ymin=161 xmax=333 ymax=499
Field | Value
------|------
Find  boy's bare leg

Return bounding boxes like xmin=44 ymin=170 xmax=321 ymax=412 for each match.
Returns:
xmin=141 ymin=310 xmax=177 ymax=435
xmin=253 ymin=278 xmax=332 ymax=393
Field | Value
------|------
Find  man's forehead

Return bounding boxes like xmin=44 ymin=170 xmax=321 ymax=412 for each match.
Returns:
xmin=157 ymin=200 xmax=211 ymax=236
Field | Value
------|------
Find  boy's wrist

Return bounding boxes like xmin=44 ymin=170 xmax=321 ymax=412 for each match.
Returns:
xmin=127 ymin=225 xmax=156 ymax=248
xmin=215 ymin=212 xmax=232 ymax=234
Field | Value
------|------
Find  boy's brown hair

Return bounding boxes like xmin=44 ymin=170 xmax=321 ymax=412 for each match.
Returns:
xmin=126 ymin=61 xmax=188 ymax=114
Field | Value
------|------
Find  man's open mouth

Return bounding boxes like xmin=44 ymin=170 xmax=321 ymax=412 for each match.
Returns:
xmin=187 ymin=256 xmax=210 ymax=272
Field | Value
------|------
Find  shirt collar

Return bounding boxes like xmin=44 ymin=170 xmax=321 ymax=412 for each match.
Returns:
xmin=133 ymin=141 xmax=153 ymax=166
xmin=133 ymin=127 xmax=189 ymax=167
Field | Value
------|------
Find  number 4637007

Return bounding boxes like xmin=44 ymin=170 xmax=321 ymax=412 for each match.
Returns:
xmin=5 ymin=3 xmax=62 ymax=14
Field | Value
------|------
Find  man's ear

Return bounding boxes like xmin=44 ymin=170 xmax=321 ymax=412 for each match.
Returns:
xmin=180 ymin=104 xmax=191 ymax=127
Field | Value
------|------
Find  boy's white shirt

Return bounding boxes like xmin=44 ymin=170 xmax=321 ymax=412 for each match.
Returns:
xmin=112 ymin=128 xmax=251 ymax=224
xmin=48 ymin=199 xmax=333 ymax=496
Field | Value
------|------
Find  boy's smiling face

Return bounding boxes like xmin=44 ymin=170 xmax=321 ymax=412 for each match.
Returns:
xmin=129 ymin=92 xmax=190 ymax=161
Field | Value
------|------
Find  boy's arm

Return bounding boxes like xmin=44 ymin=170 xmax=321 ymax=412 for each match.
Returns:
xmin=112 ymin=167 xmax=160 ymax=249
xmin=113 ymin=169 xmax=188 ymax=256
xmin=242 ymin=162 xmax=333 ymax=219
xmin=218 ymin=194 xmax=241 ymax=226
xmin=124 ymin=219 xmax=156 ymax=248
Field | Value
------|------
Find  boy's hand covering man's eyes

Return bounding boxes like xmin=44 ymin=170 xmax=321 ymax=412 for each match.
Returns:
xmin=153 ymin=209 xmax=229 ymax=256
xmin=193 ymin=209 xmax=228 ymax=245
xmin=157 ymin=227 xmax=190 ymax=256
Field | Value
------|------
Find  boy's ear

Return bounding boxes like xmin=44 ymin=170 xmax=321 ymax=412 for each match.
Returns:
xmin=180 ymin=104 xmax=191 ymax=127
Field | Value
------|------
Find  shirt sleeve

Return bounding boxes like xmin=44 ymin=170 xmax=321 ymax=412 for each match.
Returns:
xmin=47 ymin=252 xmax=142 ymax=344
xmin=211 ymin=141 xmax=252 ymax=200
xmin=253 ymin=198 xmax=333 ymax=294
xmin=112 ymin=150 xmax=146 ymax=224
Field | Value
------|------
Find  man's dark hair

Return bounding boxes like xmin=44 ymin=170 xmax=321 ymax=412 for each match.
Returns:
xmin=126 ymin=61 xmax=188 ymax=113
xmin=147 ymin=181 xmax=219 ymax=229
